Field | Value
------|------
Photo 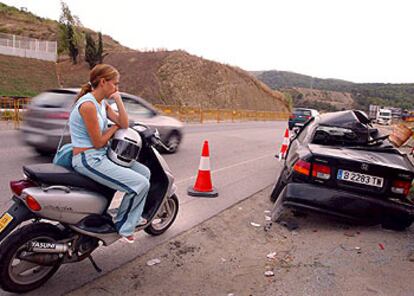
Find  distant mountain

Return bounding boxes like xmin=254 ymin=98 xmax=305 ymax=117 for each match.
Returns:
xmin=252 ymin=70 xmax=414 ymax=111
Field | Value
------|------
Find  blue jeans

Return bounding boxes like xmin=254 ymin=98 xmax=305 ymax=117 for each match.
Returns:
xmin=72 ymin=148 xmax=150 ymax=237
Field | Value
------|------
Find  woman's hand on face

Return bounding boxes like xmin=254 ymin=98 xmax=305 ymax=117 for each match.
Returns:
xmin=110 ymin=91 xmax=122 ymax=102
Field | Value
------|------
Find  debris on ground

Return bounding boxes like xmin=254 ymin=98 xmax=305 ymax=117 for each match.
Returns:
xmin=379 ymin=243 xmax=385 ymax=250
xmin=266 ymin=252 xmax=277 ymax=259
xmin=279 ymin=219 xmax=299 ymax=231
xmin=264 ymin=222 xmax=272 ymax=232
xmin=344 ymin=231 xmax=356 ymax=237
xmin=264 ymin=271 xmax=275 ymax=277
xmin=408 ymin=251 xmax=414 ymax=262
xmin=265 ymin=215 xmax=272 ymax=221
xmin=146 ymin=258 xmax=161 ymax=266
xmin=250 ymin=222 xmax=261 ymax=227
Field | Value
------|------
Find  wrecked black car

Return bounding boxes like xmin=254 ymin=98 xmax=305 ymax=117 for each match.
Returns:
xmin=270 ymin=110 xmax=414 ymax=230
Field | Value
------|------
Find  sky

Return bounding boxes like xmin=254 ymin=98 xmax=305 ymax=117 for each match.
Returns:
xmin=2 ymin=0 xmax=414 ymax=83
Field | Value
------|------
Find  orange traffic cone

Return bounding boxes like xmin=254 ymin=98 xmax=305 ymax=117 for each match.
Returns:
xmin=187 ymin=140 xmax=218 ymax=198
xmin=277 ymin=128 xmax=289 ymax=160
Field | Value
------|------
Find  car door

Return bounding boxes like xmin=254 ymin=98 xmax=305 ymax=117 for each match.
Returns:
xmin=117 ymin=96 xmax=169 ymax=139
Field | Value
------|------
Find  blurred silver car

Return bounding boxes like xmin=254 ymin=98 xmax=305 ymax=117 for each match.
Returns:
xmin=21 ymin=88 xmax=184 ymax=154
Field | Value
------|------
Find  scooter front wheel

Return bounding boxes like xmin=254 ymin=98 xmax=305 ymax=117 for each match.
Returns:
xmin=145 ymin=194 xmax=179 ymax=236
xmin=0 ymin=223 xmax=63 ymax=293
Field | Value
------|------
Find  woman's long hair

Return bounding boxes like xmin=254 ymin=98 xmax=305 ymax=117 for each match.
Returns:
xmin=76 ymin=64 xmax=120 ymax=101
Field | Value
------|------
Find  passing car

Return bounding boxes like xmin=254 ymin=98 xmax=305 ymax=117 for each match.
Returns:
xmin=271 ymin=110 xmax=414 ymax=230
xmin=288 ymin=108 xmax=319 ymax=130
xmin=21 ymin=88 xmax=184 ymax=154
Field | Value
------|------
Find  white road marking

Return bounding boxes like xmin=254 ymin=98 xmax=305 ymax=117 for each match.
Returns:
xmin=176 ymin=152 xmax=275 ymax=185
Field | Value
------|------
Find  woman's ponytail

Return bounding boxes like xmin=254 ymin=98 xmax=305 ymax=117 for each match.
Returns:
xmin=76 ymin=82 xmax=93 ymax=102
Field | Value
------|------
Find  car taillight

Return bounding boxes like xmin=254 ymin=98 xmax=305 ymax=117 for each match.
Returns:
xmin=10 ymin=180 xmax=36 ymax=196
xmin=293 ymin=159 xmax=311 ymax=176
xmin=47 ymin=112 xmax=70 ymax=119
xmin=289 ymin=115 xmax=296 ymax=119
xmin=25 ymin=195 xmax=42 ymax=211
xmin=391 ymin=180 xmax=412 ymax=196
xmin=312 ymin=163 xmax=331 ymax=180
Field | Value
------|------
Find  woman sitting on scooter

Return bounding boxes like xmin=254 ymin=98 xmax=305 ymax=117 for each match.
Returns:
xmin=70 ymin=64 xmax=150 ymax=243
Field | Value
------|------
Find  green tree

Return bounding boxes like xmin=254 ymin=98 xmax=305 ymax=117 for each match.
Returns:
xmin=58 ymin=1 xmax=83 ymax=64
xmin=97 ymin=32 xmax=104 ymax=64
xmin=85 ymin=32 xmax=106 ymax=69
xmin=85 ymin=32 xmax=98 ymax=69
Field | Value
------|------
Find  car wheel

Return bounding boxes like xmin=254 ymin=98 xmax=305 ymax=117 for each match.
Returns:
xmin=163 ymin=132 xmax=181 ymax=154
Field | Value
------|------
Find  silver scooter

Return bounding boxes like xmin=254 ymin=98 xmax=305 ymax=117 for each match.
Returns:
xmin=0 ymin=124 xmax=179 ymax=293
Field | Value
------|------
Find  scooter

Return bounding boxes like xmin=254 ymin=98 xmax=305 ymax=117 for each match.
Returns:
xmin=0 ymin=124 xmax=179 ymax=293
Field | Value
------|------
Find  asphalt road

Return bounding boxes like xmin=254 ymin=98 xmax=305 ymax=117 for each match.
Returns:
xmin=0 ymin=121 xmax=287 ymax=296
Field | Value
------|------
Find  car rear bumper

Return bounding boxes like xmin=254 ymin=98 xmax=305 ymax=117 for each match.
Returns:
xmin=21 ymin=126 xmax=69 ymax=152
xmin=278 ymin=183 xmax=414 ymax=223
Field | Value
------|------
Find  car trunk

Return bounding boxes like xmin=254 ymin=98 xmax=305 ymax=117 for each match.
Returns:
xmin=24 ymin=91 xmax=75 ymax=131
xmin=308 ymin=143 xmax=414 ymax=198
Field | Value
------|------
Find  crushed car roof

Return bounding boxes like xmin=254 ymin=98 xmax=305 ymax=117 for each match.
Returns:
xmin=319 ymin=110 xmax=370 ymax=128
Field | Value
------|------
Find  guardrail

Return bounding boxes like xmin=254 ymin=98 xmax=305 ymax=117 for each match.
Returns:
xmin=154 ymin=104 xmax=289 ymax=123
xmin=0 ymin=97 xmax=289 ymax=128
xmin=0 ymin=97 xmax=30 ymax=128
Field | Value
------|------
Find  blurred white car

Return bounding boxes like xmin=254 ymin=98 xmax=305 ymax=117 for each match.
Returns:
xmin=21 ymin=88 xmax=184 ymax=154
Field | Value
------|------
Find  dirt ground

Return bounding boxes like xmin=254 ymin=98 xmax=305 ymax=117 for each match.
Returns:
xmin=67 ymin=186 xmax=414 ymax=296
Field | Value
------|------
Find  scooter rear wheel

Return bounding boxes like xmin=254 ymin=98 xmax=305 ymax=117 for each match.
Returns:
xmin=0 ymin=223 xmax=63 ymax=293
xmin=145 ymin=194 xmax=179 ymax=236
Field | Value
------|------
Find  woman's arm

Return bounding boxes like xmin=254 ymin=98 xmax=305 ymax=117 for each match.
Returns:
xmin=106 ymin=92 xmax=129 ymax=129
xmin=79 ymin=102 xmax=120 ymax=148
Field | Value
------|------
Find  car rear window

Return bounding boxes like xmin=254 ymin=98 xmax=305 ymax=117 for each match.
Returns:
xmin=31 ymin=92 xmax=75 ymax=108
xmin=293 ymin=109 xmax=311 ymax=116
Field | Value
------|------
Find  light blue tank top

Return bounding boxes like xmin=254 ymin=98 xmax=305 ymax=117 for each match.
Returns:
xmin=69 ymin=93 xmax=108 ymax=148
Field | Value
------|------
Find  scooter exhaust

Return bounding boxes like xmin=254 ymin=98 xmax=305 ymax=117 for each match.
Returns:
xmin=27 ymin=241 xmax=69 ymax=253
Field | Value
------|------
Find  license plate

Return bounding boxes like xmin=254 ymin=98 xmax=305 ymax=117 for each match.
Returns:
xmin=337 ymin=169 xmax=384 ymax=188
xmin=0 ymin=213 xmax=13 ymax=233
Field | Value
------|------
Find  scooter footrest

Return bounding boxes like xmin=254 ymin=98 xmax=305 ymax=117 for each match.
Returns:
xmin=76 ymin=214 xmax=117 ymax=234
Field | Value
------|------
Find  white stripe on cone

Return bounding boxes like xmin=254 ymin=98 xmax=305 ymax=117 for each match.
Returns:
xmin=199 ymin=156 xmax=210 ymax=171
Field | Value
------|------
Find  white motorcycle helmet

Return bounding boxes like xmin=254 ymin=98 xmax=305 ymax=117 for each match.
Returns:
xmin=108 ymin=128 xmax=142 ymax=167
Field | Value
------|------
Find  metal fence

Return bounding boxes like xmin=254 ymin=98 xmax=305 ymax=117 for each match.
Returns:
xmin=0 ymin=33 xmax=57 ymax=62
xmin=0 ymin=97 xmax=289 ymax=129
xmin=154 ymin=104 xmax=289 ymax=123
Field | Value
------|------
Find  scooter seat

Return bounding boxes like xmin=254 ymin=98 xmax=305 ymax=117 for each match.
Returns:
xmin=23 ymin=163 xmax=116 ymax=200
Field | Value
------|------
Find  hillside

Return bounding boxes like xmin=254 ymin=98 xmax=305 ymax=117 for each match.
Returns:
xmin=253 ymin=70 xmax=414 ymax=111
xmin=59 ymin=51 xmax=289 ymax=112
xmin=0 ymin=53 xmax=59 ymax=97
xmin=283 ymin=88 xmax=355 ymax=112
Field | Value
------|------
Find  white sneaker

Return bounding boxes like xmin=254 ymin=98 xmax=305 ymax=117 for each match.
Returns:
xmin=137 ymin=218 xmax=148 ymax=226
xmin=121 ymin=235 xmax=135 ymax=244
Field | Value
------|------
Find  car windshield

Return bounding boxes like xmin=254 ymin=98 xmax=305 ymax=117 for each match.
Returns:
xmin=293 ymin=109 xmax=312 ymax=116
xmin=31 ymin=92 xmax=74 ymax=108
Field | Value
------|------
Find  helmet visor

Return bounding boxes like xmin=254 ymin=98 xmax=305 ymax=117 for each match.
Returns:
xmin=111 ymin=139 xmax=140 ymax=161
